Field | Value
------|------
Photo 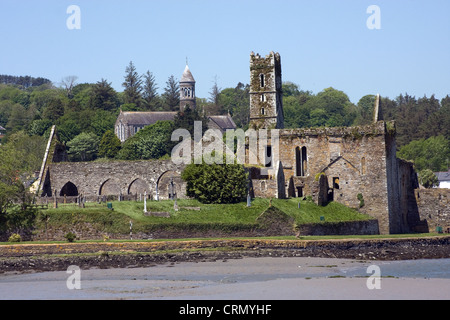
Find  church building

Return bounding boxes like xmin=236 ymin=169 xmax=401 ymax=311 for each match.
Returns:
xmin=115 ymin=65 xmax=236 ymax=142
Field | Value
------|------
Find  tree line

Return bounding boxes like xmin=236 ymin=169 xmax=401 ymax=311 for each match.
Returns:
xmin=0 ymin=66 xmax=448 ymax=178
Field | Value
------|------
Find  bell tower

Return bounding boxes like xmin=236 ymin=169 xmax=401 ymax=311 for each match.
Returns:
xmin=179 ymin=64 xmax=196 ymax=111
xmin=249 ymin=51 xmax=284 ymax=129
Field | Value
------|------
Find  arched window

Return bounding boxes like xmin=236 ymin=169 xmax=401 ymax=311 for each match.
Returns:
xmin=261 ymin=107 xmax=265 ymax=115
xmin=260 ymin=74 xmax=265 ymax=88
xmin=295 ymin=146 xmax=307 ymax=176
xmin=261 ymin=94 xmax=265 ymax=102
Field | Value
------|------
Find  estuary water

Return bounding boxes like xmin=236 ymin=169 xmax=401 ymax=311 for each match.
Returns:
xmin=0 ymin=257 xmax=449 ymax=300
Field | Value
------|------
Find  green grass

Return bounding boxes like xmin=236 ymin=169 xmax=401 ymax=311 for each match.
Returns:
xmin=29 ymin=197 xmax=374 ymax=237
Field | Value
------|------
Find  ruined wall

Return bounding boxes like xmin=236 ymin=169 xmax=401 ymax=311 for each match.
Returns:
xmin=43 ymin=160 xmax=186 ymax=200
xmin=415 ymin=189 xmax=450 ymax=232
xmin=276 ymin=122 xmax=395 ymax=234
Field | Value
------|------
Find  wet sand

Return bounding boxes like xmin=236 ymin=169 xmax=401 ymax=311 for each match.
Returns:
xmin=1 ymin=256 xmax=449 ymax=300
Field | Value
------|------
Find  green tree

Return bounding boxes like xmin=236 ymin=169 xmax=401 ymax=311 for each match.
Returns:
xmin=418 ymin=169 xmax=439 ymax=189
xmin=142 ymin=71 xmax=160 ymax=110
xmin=162 ymin=75 xmax=180 ymax=110
xmin=218 ymin=83 xmax=250 ymax=128
xmin=66 ymin=132 xmax=100 ymax=162
xmin=173 ymin=105 xmax=208 ymax=137
xmin=122 ymin=61 xmax=143 ymax=108
xmin=181 ymin=160 xmax=248 ymax=204
xmin=397 ymin=135 xmax=450 ymax=172
xmin=117 ymin=121 xmax=174 ymax=160
xmin=98 ymin=130 xmax=121 ymax=158
xmin=90 ymin=79 xmax=119 ymax=111
xmin=0 ymin=140 xmax=38 ymax=227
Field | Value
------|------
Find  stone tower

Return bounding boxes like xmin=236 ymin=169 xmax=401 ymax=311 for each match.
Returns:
xmin=179 ymin=64 xmax=196 ymax=111
xmin=249 ymin=51 xmax=284 ymax=129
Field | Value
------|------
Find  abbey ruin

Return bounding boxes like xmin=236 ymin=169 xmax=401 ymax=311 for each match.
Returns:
xmin=36 ymin=51 xmax=445 ymax=235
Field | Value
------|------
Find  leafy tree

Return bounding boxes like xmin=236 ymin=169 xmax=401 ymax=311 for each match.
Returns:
xmin=98 ymin=130 xmax=121 ymax=158
xmin=117 ymin=121 xmax=175 ymax=160
xmin=0 ymin=138 xmax=40 ymax=228
xmin=173 ymin=105 xmax=208 ymax=136
xmin=418 ymin=169 xmax=439 ymax=189
xmin=42 ymin=97 xmax=66 ymax=122
xmin=66 ymin=132 xmax=99 ymax=162
xmin=162 ymin=75 xmax=180 ymax=110
xmin=89 ymin=79 xmax=119 ymax=111
xmin=218 ymin=83 xmax=250 ymax=128
xmin=356 ymin=94 xmax=376 ymax=125
xmin=122 ymin=61 xmax=143 ymax=108
xmin=397 ymin=135 xmax=450 ymax=172
xmin=181 ymin=160 xmax=248 ymax=204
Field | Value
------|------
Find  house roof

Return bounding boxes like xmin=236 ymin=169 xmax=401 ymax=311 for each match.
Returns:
xmin=435 ymin=170 xmax=450 ymax=182
xmin=0 ymin=125 xmax=5 ymax=131
xmin=118 ymin=111 xmax=177 ymax=126
xmin=208 ymin=115 xmax=237 ymax=130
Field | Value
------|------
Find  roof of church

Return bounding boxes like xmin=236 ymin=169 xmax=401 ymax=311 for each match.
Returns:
xmin=208 ymin=114 xmax=237 ymax=130
xmin=117 ymin=111 xmax=177 ymax=126
xmin=180 ymin=65 xmax=195 ymax=83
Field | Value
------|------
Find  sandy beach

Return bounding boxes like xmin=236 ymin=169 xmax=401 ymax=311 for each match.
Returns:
xmin=1 ymin=256 xmax=449 ymax=300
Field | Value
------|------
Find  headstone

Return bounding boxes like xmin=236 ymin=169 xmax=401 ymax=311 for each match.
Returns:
xmin=174 ymin=194 xmax=179 ymax=211
xmin=143 ymin=191 xmax=147 ymax=213
xmin=155 ymin=183 xmax=159 ymax=201
xmin=247 ymin=193 xmax=251 ymax=207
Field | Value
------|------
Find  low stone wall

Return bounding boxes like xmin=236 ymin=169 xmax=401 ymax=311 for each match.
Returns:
xmin=415 ymin=189 xmax=450 ymax=232
xmin=297 ymin=219 xmax=380 ymax=236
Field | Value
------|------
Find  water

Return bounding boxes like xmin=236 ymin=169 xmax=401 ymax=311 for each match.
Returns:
xmin=0 ymin=257 xmax=449 ymax=300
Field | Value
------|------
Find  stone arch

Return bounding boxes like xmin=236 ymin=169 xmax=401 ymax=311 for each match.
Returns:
xmin=157 ymin=170 xmax=183 ymax=200
xmin=99 ymin=179 xmax=121 ymax=196
xmin=60 ymin=181 xmax=78 ymax=196
xmin=128 ymin=178 xmax=149 ymax=195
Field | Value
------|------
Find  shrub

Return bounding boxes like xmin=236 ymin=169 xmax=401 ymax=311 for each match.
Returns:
xmin=8 ymin=233 xmax=21 ymax=242
xmin=181 ymin=161 xmax=248 ymax=204
xmin=64 ymin=232 xmax=76 ymax=242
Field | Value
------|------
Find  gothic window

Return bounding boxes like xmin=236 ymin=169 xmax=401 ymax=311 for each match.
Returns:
xmin=295 ymin=146 xmax=307 ymax=176
xmin=265 ymin=146 xmax=272 ymax=168
xmin=260 ymin=74 xmax=265 ymax=88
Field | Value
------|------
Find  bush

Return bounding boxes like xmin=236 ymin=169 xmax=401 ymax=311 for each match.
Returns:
xmin=181 ymin=161 xmax=248 ymax=204
xmin=8 ymin=233 xmax=21 ymax=242
xmin=64 ymin=232 xmax=76 ymax=242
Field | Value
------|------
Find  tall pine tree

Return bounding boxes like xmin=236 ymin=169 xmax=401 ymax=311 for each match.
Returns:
xmin=122 ymin=61 xmax=143 ymax=108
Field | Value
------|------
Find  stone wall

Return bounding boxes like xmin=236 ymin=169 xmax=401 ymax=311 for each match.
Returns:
xmin=42 ymin=160 xmax=186 ymax=200
xmin=297 ymin=220 xmax=380 ymax=236
xmin=415 ymin=189 xmax=450 ymax=232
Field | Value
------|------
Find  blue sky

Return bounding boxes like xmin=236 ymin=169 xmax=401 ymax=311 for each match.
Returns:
xmin=0 ymin=0 xmax=449 ymax=103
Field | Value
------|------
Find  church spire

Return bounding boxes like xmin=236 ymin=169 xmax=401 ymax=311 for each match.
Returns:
xmin=180 ymin=62 xmax=196 ymax=111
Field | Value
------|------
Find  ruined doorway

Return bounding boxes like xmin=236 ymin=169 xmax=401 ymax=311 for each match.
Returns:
xmin=60 ymin=181 xmax=78 ymax=197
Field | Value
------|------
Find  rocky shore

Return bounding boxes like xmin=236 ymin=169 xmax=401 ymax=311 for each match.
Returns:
xmin=1 ymin=236 xmax=449 ymax=274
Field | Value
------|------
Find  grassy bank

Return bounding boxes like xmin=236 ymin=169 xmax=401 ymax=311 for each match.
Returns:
xmin=29 ymin=198 xmax=373 ymax=238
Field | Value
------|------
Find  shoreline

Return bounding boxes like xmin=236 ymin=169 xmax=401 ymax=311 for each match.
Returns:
xmin=1 ymin=236 xmax=449 ymax=274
